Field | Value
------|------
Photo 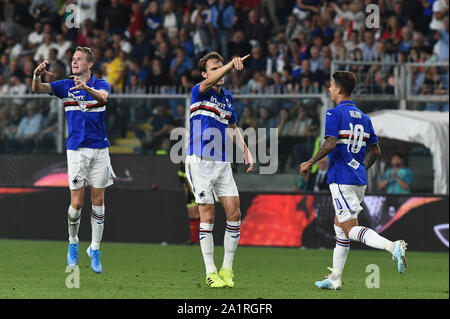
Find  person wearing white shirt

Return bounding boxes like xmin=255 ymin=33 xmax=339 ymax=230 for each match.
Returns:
xmin=33 ymin=32 xmax=57 ymax=62
xmin=430 ymin=0 xmax=449 ymax=31
xmin=55 ymin=33 xmax=72 ymax=61
xmin=77 ymin=0 xmax=98 ymax=23
xmin=28 ymin=22 xmax=44 ymax=49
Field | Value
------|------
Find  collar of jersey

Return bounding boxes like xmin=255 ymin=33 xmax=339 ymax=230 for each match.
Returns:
xmin=337 ymin=100 xmax=355 ymax=107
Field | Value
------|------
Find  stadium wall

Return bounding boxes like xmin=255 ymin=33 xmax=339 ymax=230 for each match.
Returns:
xmin=0 ymin=154 xmax=448 ymax=252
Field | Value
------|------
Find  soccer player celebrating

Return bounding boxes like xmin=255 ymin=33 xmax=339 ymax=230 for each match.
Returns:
xmin=185 ymin=52 xmax=253 ymax=288
xmin=32 ymin=46 xmax=114 ymax=274
xmin=300 ymin=71 xmax=407 ymax=290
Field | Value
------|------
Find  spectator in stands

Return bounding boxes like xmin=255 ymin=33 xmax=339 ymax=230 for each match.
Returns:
xmin=281 ymin=65 xmax=298 ymax=93
xmin=34 ymin=32 xmax=56 ymax=62
xmin=398 ymin=27 xmax=413 ymax=52
xmin=248 ymin=45 xmax=266 ymax=74
xmin=378 ymin=153 xmax=413 ymax=194
xmin=244 ymin=9 xmax=268 ymax=49
xmin=434 ymin=15 xmax=449 ymax=62
xmin=331 ymin=1 xmax=365 ymax=32
xmin=0 ymin=75 xmax=27 ymax=95
xmin=104 ymin=0 xmax=131 ymax=35
xmin=359 ymin=30 xmax=378 ymax=61
xmin=260 ymin=0 xmax=282 ymax=33
xmin=147 ymin=58 xmax=170 ymax=91
xmin=162 ymin=0 xmax=181 ymax=39
xmin=285 ymin=14 xmax=304 ymax=41
xmin=5 ymin=101 xmax=42 ymax=153
xmin=128 ymin=1 xmax=145 ymax=39
xmin=309 ymin=45 xmax=323 ymax=73
xmin=292 ymin=0 xmax=321 ymax=22
xmin=55 ymin=33 xmax=73 ymax=61
xmin=191 ymin=1 xmax=213 ymax=56
xmin=228 ymin=29 xmax=252 ymax=59
xmin=169 ymin=47 xmax=193 ymax=85
xmin=211 ymin=0 xmax=235 ymax=60
xmin=381 ymin=16 xmax=403 ymax=45
xmin=106 ymin=49 xmax=127 ymax=93
xmin=125 ymin=60 xmax=147 ymax=89
xmin=145 ymin=0 xmax=162 ymax=38
xmin=27 ymin=21 xmax=44 ymax=50
xmin=266 ymin=41 xmax=285 ymax=76
xmin=429 ymin=0 xmax=449 ymax=32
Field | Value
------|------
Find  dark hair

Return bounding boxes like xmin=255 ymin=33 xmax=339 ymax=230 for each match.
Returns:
xmin=391 ymin=153 xmax=404 ymax=160
xmin=332 ymin=71 xmax=357 ymax=96
xmin=198 ymin=51 xmax=224 ymax=73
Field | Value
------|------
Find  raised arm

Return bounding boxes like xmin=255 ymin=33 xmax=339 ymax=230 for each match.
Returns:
xmin=31 ymin=60 xmax=53 ymax=94
xmin=199 ymin=54 xmax=250 ymax=93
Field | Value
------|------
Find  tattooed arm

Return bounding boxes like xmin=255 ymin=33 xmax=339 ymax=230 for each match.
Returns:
xmin=363 ymin=143 xmax=381 ymax=170
xmin=299 ymin=136 xmax=337 ymax=176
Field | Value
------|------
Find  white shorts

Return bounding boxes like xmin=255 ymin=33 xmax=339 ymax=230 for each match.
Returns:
xmin=67 ymin=147 xmax=116 ymax=190
xmin=185 ymin=155 xmax=239 ymax=204
xmin=329 ymin=183 xmax=367 ymax=223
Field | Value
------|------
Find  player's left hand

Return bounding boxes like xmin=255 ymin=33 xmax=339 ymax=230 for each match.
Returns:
xmin=69 ymin=75 xmax=88 ymax=91
xmin=245 ymin=148 xmax=254 ymax=173
xmin=299 ymin=161 xmax=312 ymax=176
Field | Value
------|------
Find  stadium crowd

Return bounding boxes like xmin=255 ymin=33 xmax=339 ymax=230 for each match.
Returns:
xmin=0 ymin=0 xmax=449 ymax=155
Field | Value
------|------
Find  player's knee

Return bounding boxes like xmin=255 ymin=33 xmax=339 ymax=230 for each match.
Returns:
xmin=202 ymin=216 xmax=215 ymax=224
xmin=228 ymin=209 xmax=241 ymax=222
xmin=91 ymin=193 xmax=104 ymax=206
xmin=70 ymin=201 xmax=83 ymax=211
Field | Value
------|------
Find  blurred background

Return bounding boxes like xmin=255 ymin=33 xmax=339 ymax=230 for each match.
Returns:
xmin=0 ymin=0 xmax=448 ymax=250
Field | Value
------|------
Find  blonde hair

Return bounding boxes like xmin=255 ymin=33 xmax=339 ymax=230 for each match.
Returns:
xmin=74 ymin=46 xmax=95 ymax=65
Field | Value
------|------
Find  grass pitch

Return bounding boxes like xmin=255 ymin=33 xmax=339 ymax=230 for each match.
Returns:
xmin=0 ymin=239 xmax=448 ymax=299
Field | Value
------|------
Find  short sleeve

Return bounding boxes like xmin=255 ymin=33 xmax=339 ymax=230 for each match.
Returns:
xmin=96 ymin=79 xmax=111 ymax=94
xmin=324 ymin=109 xmax=339 ymax=138
xmin=229 ymin=108 xmax=237 ymax=124
xmin=191 ymin=83 xmax=207 ymax=101
xmin=366 ymin=118 xmax=379 ymax=146
xmin=49 ymin=79 xmax=68 ymax=99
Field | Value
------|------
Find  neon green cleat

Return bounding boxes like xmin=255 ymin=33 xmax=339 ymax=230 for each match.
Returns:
xmin=205 ymin=271 xmax=227 ymax=288
xmin=219 ymin=268 xmax=235 ymax=287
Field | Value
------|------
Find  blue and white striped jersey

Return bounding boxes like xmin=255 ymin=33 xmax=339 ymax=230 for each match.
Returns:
xmin=49 ymin=74 xmax=110 ymax=150
xmin=325 ymin=100 xmax=379 ymax=185
xmin=188 ymin=83 xmax=237 ymax=162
